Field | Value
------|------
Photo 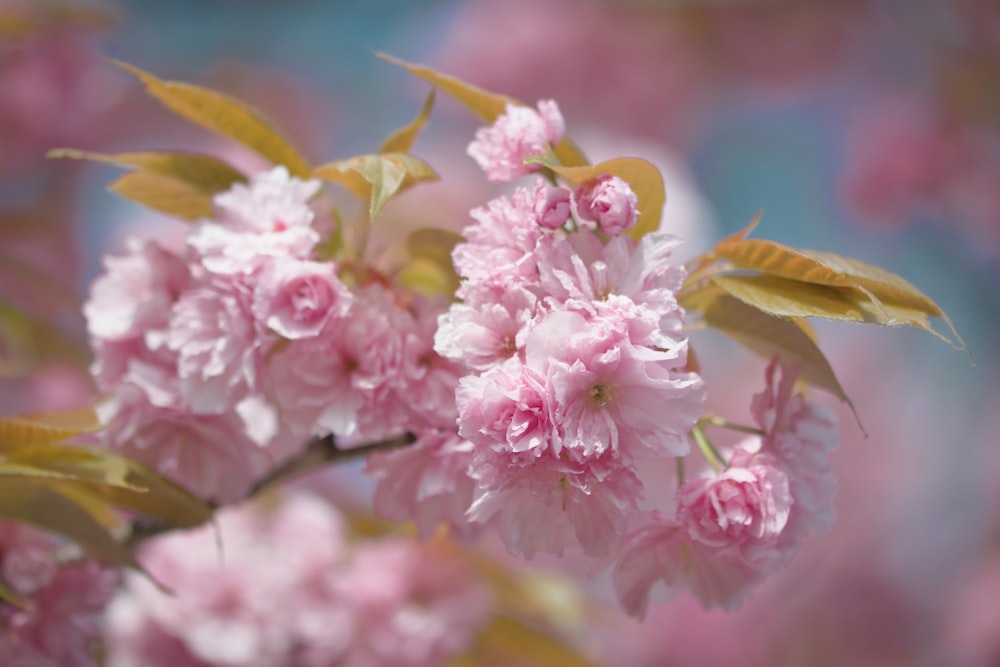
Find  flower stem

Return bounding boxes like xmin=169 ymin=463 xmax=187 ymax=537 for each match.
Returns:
xmin=699 ymin=414 xmax=763 ymax=436
xmin=691 ymin=425 xmax=727 ymax=472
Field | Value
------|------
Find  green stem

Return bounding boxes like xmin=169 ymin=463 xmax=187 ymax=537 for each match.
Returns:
xmin=699 ymin=414 xmax=764 ymax=436
xmin=691 ymin=425 xmax=728 ymax=472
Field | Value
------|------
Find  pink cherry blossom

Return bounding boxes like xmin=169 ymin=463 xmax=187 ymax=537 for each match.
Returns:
xmin=526 ymin=310 xmax=703 ymax=462
xmin=96 ymin=385 xmax=275 ymax=503
xmin=337 ymin=537 xmax=490 ymax=666
xmin=252 ymin=257 xmax=352 ymax=339
xmin=212 ymin=166 xmax=322 ymax=234
xmin=104 ymin=494 xmax=490 ymax=667
xmin=366 ymin=430 xmax=478 ymax=539
xmin=677 ymin=450 xmax=792 ymax=564
xmin=751 ymin=358 xmax=839 ymax=536
xmin=187 ymin=166 xmax=322 ymax=276
xmin=574 ymin=174 xmax=639 ymax=235
xmin=532 ymin=180 xmax=572 ymax=230
xmin=611 ymin=512 xmax=768 ymax=620
xmin=534 ymin=229 xmax=688 ymax=347
xmin=393 ymin=301 xmax=463 ymax=431
xmin=167 ymin=276 xmax=265 ymax=415
xmin=84 ymin=237 xmax=190 ymax=342
xmin=0 ymin=522 xmax=116 ymax=667
xmin=105 ymin=494 xmax=352 ymax=667
xmin=434 ymin=283 xmax=538 ymax=371
xmin=467 ymin=446 xmax=642 ymax=559
xmin=456 ymin=358 xmax=551 ymax=460
xmin=85 ymin=237 xmax=191 ymax=395
xmin=451 ymin=185 xmax=546 ymax=291
xmin=268 ymin=284 xmax=408 ymax=438
xmin=467 ymin=100 xmax=565 ymax=182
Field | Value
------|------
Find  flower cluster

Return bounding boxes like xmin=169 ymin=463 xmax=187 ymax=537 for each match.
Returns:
xmin=426 ymin=101 xmax=706 ymax=559
xmin=81 ymin=93 xmax=846 ymax=627
xmin=104 ymin=493 xmax=491 ymax=667
xmin=86 ymin=167 xmax=461 ymax=503
xmin=612 ymin=359 xmax=839 ymax=618
xmin=0 ymin=521 xmax=116 ymax=667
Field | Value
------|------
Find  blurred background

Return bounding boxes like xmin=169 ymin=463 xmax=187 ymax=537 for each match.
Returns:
xmin=1 ymin=0 xmax=997 ymax=665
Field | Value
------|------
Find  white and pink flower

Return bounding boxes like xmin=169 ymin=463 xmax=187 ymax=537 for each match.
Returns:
xmin=574 ymin=174 xmax=639 ymax=235
xmin=252 ymin=257 xmax=352 ymax=340
xmin=467 ymin=100 xmax=565 ymax=182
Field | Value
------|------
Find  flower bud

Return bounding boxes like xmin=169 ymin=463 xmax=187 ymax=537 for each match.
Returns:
xmin=575 ymin=174 xmax=639 ymax=235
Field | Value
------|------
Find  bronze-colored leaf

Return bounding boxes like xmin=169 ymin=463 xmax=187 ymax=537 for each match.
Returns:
xmin=112 ymin=60 xmax=312 ymax=178
xmin=0 ymin=443 xmax=212 ymax=528
xmin=468 ymin=615 xmax=598 ymax=667
xmin=314 ymin=153 xmax=439 ymax=218
xmin=712 ymin=238 xmax=857 ymax=288
xmin=397 ymin=228 xmax=464 ymax=297
xmin=49 ymin=148 xmax=246 ymax=194
xmin=0 ymin=478 xmax=139 ymax=569
xmin=380 ymin=89 xmax=435 ymax=154
xmin=685 ymin=289 xmax=858 ymax=423
xmin=799 ymin=249 xmax=967 ymax=351
xmin=0 ymin=413 xmax=98 ymax=449
xmin=377 ymin=54 xmax=588 ymax=168
xmin=710 ymin=274 xmax=869 ymax=322
xmin=108 ymin=170 xmax=216 ymax=220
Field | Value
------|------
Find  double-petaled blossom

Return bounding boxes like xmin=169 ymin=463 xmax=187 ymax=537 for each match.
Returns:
xmin=611 ymin=512 xmax=767 ymax=620
xmin=446 ymin=174 xmax=705 ymax=559
xmin=574 ymin=174 xmax=639 ymax=235
xmin=189 ymin=166 xmax=321 ymax=276
xmin=0 ymin=522 xmax=116 ymax=667
xmin=751 ymin=359 xmax=839 ymax=538
xmin=532 ymin=180 xmax=573 ymax=230
xmin=252 ymin=258 xmax=352 ymax=340
xmin=451 ymin=185 xmax=546 ymax=291
xmin=85 ymin=166 xmax=336 ymax=501
xmin=611 ymin=360 xmax=839 ymax=617
xmin=677 ymin=448 xmax=792 ymax=565
xmin=366 ymin=430 xmax=479 ymax=539
xmin=104 ymin=494 xmax=491 ymax=667
xmin=467 ymin=100 xmax=565 ymax=182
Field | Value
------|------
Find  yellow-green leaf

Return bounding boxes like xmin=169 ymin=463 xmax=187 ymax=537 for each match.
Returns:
xmin=407 ymin=227 xmax=464 ymax=269
xmin=49 ymin=148 xmax=247 ymax=193
xmin=0 ymin=478 xmax=139 ymax=569
xmin=799 ymin=249 xmax=967 ymax=351
xmin=377 ymin=53 xmax=515 ymax=122
xmin=0 ymin=414 xmax=97 ymax=449
xmin=396 ymin=228 xmax=463 ymax=297
xmin=380 ymin=89 xmax=435 ymax=154
xmin=538 ymin=157 xmax=665 ymax=240
xmin=314 ymin=153 xmax=438 ymax=218
xmin=0 ymin=443 xmax=212 ymax=528
xmin=378 ymin=54 xmax=588 ymax=168
xmin=108 ymin=169 xmax=216 ymax=220
xmin=708 ymin=237 xmax=966 ymax=351
xmin=685 ymin=288 xmax=857 ymax=420
xmin=713 ymin=238 xmax=858 ymax=289
xmin=467 ymin=615 xmax=598 ymax=667
xmin=711 ymin=274 xmax=870 ymax=322
xmin=113 ymin=60 xmax=312 ymax=178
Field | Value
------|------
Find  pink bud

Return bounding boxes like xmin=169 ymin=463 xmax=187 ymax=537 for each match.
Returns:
xmin=532 ymin=180 xmax=572 ymax=229
xmin=575 ymin=174 xmax=639 ymax=235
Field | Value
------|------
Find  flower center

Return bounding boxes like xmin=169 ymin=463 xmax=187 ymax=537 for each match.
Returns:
xmin=588 ymin=382 xmax=617 ymax=407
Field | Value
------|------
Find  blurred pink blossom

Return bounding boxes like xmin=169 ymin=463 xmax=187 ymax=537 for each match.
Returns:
xmin=104 ymin=494 xmax=491 ymax=667
xmin=0 ymin=522 xmax=115 ymax=667
xmin=467 ymin=100 xmax=564 ymax=182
